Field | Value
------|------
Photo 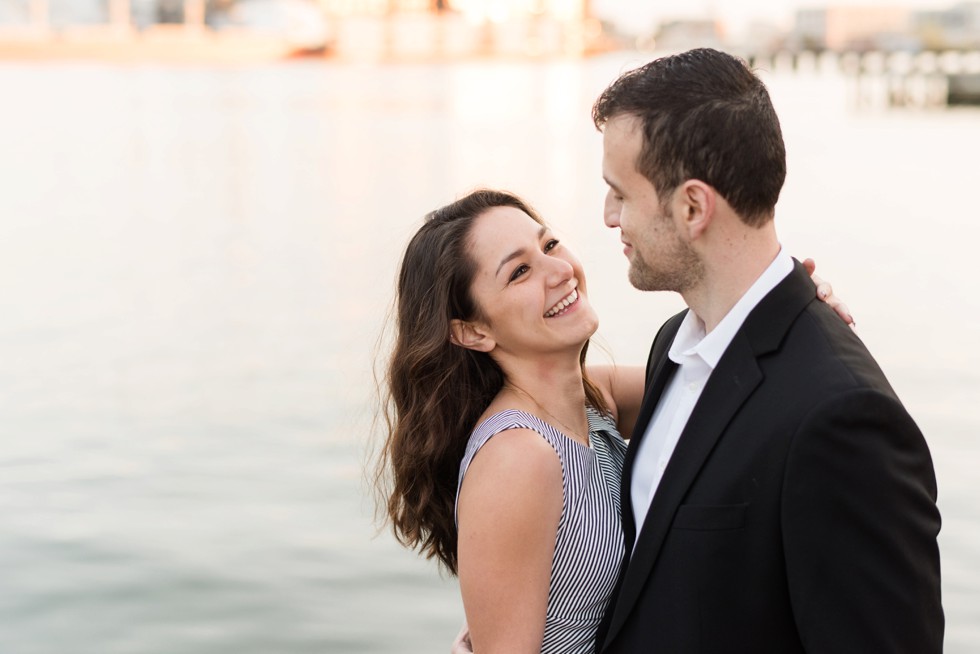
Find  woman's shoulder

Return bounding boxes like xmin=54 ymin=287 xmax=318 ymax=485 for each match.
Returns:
xmin=471 ymin=406 xmax=621 ymax=443
xmin=464 ymin=410 xmax=558 ymax=465
xmin=471 ymin=408 xmax=545 ymax=439
xmin=469 ymin=423 xmax=557 ymax=468
xmin=457 ymin=416 xmax=562 ymax=514
xmin=456 ymin=410 xmax=562 ymax=528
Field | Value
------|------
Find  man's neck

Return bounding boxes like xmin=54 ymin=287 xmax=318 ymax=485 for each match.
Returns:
xmin=682 ymin=230 xmax=781 ymax=333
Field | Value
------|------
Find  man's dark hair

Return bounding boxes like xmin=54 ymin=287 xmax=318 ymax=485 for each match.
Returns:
xmin=592 ymin=48 xmax=786 ymax=227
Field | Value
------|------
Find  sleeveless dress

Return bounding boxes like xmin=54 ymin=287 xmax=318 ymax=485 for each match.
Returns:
xmin=456 ymin=407 xmax=627 ymax=654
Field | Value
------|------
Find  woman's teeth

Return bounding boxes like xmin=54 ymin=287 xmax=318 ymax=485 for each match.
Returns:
xmin=545 ymin=289 xmax=579 ymax=317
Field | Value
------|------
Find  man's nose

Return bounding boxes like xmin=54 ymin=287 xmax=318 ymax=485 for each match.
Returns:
xmin=603 ymin=191 xmax=620 ymax=228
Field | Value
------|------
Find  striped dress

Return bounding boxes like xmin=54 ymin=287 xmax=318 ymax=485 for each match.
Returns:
xmin=456 ymin=408 xmax=627 ymax=654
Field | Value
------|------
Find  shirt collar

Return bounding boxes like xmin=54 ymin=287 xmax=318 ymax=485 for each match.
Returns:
xmin=668 ymin=248 xmax=794 ymax=370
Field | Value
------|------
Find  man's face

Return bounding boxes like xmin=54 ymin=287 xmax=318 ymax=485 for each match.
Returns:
xmin=601 ymin=114 xmax=702 ymax=293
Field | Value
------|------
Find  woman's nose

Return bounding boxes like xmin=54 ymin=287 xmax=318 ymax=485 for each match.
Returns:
xmin=545 ymin=255 xmax=574 ymax=287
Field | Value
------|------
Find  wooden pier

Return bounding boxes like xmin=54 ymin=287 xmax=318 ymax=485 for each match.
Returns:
xmin=745 ymin=49 xmax=980 ymax=108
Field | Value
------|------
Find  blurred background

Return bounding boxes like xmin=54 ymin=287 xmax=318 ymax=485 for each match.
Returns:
xmin=0 ymin=1 xmax=978 ymax=652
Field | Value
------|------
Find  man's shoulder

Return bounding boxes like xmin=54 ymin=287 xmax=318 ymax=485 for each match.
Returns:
xmin=775 ymin=300 xmax=898 ymax=399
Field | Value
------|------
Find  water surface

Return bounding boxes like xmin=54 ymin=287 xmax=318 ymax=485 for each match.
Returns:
xmin=0 ymin=54 xmax=977 ymax=652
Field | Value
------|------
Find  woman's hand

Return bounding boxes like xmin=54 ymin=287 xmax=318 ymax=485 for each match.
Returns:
xmin=803 ymin=258 xmax=855 ymax=329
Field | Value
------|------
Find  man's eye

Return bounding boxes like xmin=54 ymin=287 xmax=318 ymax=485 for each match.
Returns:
xmin=544 ymin=239 xmax=559 ymax=252
xmin=509 ymin=264 xmax=529 ymax=282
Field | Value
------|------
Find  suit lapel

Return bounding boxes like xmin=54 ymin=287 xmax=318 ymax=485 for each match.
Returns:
xmin=605 ymin=333 xmax=763 ymax=643
xmin=620 ymin=311 xmax=685 ymax=545
xmin=602 ymin=261 xmax=817 ymax=649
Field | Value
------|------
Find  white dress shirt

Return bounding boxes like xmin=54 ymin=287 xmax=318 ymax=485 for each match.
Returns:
xmin=630 ymin=249 xmax=794 ymax=534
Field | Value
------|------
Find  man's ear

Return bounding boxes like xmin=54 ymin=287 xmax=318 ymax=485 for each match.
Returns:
xmin=449 ymin=319 xmax=495 ymax=353
xmin=675 ymin=179 xmax=714 ymax=240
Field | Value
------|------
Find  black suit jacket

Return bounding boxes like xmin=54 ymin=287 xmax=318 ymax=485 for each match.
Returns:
xmin=596 ymin=261 xmax=943 ymax=653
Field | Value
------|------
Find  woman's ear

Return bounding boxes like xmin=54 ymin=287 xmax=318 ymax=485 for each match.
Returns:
xmin=449 ymin=319 xmax=495 ymax=353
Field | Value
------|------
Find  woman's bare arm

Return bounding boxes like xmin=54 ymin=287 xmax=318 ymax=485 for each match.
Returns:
xmin=456 ymin=428 xmax=563 ymax=654
xmin=587 ymin=365 xmax=645 ymax=440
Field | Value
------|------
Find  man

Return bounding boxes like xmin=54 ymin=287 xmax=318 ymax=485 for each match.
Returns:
xmin=593 ymin=48 xmax=943 ymax=652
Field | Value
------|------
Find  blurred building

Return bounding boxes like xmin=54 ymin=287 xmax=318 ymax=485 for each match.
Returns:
xmin=791 ymin=6 xmax=912 ymax=51
xmin=0 ymin=0 xmax=609 ymax=58
xmin=0 ymin=0 xmax=332 ymax=60
xmin=644 ymin=18 xmax=724 ymax=52
xmin=913 ymin=2 xmax=980 ymax=49
xmin=315 ymin=0 xmax=605 ymax=58
xmin=738 ymin=19 xmax=787 ymax=53
xmin=0 ymin=0 xmax=222 ymax=28
xmin=317 ymin=0 xmax=588 ymax=22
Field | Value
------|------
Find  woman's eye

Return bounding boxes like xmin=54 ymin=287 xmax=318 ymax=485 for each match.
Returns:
xmin=509 ymin=264 xmax=529 ymax=282
xmin=544 ymin=239 xmax=559 ymax=252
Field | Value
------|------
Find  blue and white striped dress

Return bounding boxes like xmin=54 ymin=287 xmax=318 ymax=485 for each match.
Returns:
xmin=456 ymin=407 xmax=627 ymax=654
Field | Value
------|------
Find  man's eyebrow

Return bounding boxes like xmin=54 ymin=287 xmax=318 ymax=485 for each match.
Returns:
xmin=495 ymin=226 xmax=549 ymax=277
xmin=603 ymin=176 xmax=623 ymax=195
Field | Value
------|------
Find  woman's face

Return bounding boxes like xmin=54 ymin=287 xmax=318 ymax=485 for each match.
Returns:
xmin=460 ymin=205 xmax=598 ymax=360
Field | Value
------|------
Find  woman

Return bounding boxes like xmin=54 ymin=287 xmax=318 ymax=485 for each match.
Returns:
xmin=377 ymin=189 xmax=849 ymax=653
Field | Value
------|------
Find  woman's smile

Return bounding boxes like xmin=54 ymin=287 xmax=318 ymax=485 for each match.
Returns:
xmin=544 ymin=288 xmax=580 ymax=318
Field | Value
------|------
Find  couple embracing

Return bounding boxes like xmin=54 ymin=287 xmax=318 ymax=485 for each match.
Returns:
xmin=378 ymin=48 xmax=943 ymax=653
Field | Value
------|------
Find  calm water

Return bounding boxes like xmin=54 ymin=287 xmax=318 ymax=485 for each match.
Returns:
xmin=0 ymin=54 xmax=978 ymax=653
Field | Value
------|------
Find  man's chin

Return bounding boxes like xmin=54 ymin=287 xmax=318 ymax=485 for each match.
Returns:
xmin=628 ymin=264 xmax=660 ymax=292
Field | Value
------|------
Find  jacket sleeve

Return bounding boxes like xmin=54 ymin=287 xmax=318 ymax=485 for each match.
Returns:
xmin=781 ymin=388 xmax=943 ymax=653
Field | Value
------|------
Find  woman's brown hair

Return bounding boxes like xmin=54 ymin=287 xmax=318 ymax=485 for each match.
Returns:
xmin=377 ymin=189 xmax=608 ymax=575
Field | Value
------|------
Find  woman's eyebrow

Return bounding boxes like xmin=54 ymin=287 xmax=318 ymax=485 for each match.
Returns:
xmin=495 ymin=226 xmax=548 ymax=277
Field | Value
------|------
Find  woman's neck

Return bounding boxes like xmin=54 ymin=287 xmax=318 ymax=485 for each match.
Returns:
xmin=495 ymin=355 xmax=589 ymax=439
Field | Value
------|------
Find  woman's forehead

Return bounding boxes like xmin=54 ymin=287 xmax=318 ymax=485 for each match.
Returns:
xmin=472 ymin=206 xmax=545 ymax=239
xmin=470 ymin=207 xmax=542 ymax=254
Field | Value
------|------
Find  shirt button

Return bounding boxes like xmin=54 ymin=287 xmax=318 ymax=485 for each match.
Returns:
xmin=658 ymin=460 xmax=667 ymax=470
xmin=687 ymin=382 xmax=699 ymax=392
